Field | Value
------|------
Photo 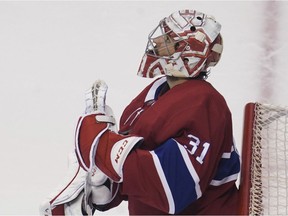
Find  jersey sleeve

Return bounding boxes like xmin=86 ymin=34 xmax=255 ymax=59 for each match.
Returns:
xmin=121 ymin=136 xmax=240 ymax=214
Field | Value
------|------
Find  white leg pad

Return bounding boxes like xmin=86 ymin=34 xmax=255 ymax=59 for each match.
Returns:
xmin=40 ymin=151 xmax=87 ymax=215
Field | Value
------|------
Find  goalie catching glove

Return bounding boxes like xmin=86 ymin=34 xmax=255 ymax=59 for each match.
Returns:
xmin=78 ymin=80 xmax=143 ymax=214
xmin=76 ymin=80 xmax=143 ymax=183
xmin=75 ymin=113 xmax=143 ymax=183
xmin=40 ymin=80 xmax=142 ymax=215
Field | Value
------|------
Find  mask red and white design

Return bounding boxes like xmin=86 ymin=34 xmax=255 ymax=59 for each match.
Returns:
xmin=137 ymin=9 xmax=223 ymax=78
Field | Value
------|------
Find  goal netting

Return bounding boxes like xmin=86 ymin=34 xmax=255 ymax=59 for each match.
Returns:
xmin=239 ymin=102 xmax=288 ymax=215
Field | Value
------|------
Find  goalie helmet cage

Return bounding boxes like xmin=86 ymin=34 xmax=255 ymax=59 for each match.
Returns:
xmin=239 ymin=102 xmax=288 ymax=215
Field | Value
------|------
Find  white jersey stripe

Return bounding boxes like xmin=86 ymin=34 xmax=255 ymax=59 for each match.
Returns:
xmin=144 ymin=76 xmax=166 ymax=102
xmin=210 ymin=173 xmax=239 ymax=186
xmin=222 ymin=152 xmax=231 ymax=159
xmin=222 ymin=145 xmax=235 ymax=159
xmin=176 ymin=142 xmax=202 ymax=199
xmin=150 ymin=151 xmax=175 ymax=214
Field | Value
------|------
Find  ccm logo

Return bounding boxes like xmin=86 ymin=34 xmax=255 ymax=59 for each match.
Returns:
xmin=115 ymin=140 xmax=128 ymax=164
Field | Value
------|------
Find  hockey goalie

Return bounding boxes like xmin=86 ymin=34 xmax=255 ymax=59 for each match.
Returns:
xmin=40 ymin=9 xmax=240 ymax=215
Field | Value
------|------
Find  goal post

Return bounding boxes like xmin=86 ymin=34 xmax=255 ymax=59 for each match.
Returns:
xmin=239 ymin=103 xmax=255 ymax=215
xmin=239 ymin=102 xmax=288 ymax=215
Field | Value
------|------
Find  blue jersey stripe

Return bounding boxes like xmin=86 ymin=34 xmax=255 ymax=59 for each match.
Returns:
xmin=213 ymin=150 xmax=240 ymax=181
xmin=153 ymin=139 xmax=198 ymax=213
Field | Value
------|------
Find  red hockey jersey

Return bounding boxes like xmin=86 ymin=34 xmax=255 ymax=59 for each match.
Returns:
xmin=107 ymin=76 xmax=240 ymax=215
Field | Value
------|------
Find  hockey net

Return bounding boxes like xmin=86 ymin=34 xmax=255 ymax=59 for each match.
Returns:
xmin=239 ymin=102 xmax=288 ymax=215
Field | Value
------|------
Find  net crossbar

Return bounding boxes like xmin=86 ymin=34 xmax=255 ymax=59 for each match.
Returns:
xmin=240 ymin=102 xmax=288 ymax=215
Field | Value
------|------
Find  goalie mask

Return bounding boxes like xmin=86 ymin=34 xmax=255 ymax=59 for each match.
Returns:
xmin=137 ymin=9 xmax=223 ymax=78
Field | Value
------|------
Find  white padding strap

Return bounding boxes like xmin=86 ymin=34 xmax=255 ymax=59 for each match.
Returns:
xmin=95 ymin=115 xmax=116 ymax=125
